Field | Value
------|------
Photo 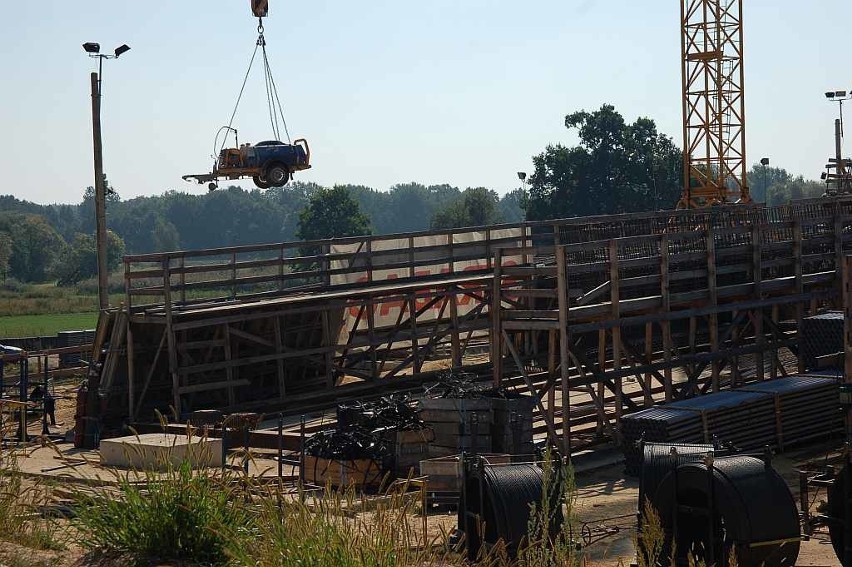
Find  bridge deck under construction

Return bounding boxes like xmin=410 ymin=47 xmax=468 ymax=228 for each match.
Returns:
xmin=91 ymin=197 xmax=852 ymax=452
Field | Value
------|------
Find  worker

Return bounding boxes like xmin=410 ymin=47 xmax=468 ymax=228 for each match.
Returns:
xmin=43 ymin=391 xmax=56 ymax=426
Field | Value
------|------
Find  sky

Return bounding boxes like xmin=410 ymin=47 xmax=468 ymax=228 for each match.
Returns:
xmin=1 ymin=1 xmax=849 ymax=205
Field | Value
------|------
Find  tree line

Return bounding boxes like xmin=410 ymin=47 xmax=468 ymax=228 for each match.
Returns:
xmin=0 ymin=105 xmax=826 ymax=286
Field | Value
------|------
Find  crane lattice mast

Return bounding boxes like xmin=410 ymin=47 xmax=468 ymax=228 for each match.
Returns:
xmin=678 ymin=0 xmax=750 ymax=209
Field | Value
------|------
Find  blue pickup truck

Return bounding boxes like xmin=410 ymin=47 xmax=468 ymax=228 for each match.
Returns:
xmin=183 ymin=138 xmax=311 ymax=190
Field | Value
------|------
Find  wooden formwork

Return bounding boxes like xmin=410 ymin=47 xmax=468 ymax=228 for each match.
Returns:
xmin=492 ymin=197 xmax=852 ymax=451
xmin=92 ymin=198 xmax=852 ymax=454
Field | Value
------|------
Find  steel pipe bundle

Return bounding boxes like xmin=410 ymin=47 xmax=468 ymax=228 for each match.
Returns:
xmin=622 ymin=375 xmax=841 ymax=473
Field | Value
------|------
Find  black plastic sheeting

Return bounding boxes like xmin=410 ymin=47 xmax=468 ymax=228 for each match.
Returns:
xmin=303 ymin=428 xmax=389 ymax=462
xmin=651 ymin=456 xmax=800 ymax=567
xmin=337 ymin=394 xmax=424 ymax=431
xmin=621 ymin=374 xmax=842 ymax=474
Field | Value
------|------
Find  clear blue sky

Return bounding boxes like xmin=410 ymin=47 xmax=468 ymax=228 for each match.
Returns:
xmin=1 ymin=1 xmax=848 ymax=205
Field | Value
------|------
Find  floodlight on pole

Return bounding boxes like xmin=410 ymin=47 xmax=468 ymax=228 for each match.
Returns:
xmin=83 ymin=41 xmax=130 ymax=311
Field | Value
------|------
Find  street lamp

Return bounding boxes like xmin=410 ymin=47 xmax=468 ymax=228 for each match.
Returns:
xmin=760 ymin=157 xmax=769 ymax=204
xmin=83 ymin=41 xmax=130 ymax=310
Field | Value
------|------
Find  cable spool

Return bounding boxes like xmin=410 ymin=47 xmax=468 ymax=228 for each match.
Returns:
xmin=651 ymin=455 xmax=800 ymax=567
xmin=639 ymin=442 xmax=715 ymax=510
xmin=460 ymin=459 xmax=563 ymax=560
xmin=826 ymin=462 xmax=852 ymax=564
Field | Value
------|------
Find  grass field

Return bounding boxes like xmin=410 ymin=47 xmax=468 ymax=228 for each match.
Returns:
xmin=0 ymin=280 xmax=124 ymax=339
xmin=0 ymin=312 xmax=99 ymax=338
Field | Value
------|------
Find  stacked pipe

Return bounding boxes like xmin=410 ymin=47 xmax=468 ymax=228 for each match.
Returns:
xmin=800 ymin=312 xmax=844 ymax=371
xmin=621 ymin=374 xmax=841 ymax=474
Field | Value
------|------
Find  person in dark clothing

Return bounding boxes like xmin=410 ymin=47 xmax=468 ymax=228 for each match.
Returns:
xmin=43 ymin=392 xmax=56 ymax=426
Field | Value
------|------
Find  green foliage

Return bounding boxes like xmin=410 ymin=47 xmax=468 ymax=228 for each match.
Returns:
xmin=0 ymin=231 xmax=12 ymax=283
xmin=0 ymin=451 xmax=61 ymax=551
xmin=151 ymin=216 xmax=180 ymax=252
xmin=0 ymin=214 xmax=64 ymax=282
xmin=74 ymin=460 xmax=252 ymax=565
xmin=527 ymin=104 xmax=683 ymax=219
xmin=746 ymin=162 xmax=825 ymax=205
xmin=431 ymin=187 xmax=503 ymax=229
xmin=53 ymin=230 xmax=125 ymax=286
xmin=297 ymin=185 xmax=372 ymax=241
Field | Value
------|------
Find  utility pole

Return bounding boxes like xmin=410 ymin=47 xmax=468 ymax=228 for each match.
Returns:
xmin=90 ymin=71 xmax=108 ymax=311
xmin=84 ymin=42 xmax=129 ymax=310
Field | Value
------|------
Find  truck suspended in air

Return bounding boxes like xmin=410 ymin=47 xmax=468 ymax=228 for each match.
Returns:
xmin=183 ymin=0 xmax=310 ymax=191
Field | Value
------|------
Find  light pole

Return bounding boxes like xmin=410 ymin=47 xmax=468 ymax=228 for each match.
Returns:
xmin=760 ymin=157 xmax=769 ymax=204
xmin=83 ymin=42 xmax=130 ymax=310
xmin=825 ymin=90 xmax=852 ymax=193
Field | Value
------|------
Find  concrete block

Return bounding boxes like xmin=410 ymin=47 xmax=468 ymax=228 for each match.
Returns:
xmin=100 ymin=433 xmax=222 ymax=470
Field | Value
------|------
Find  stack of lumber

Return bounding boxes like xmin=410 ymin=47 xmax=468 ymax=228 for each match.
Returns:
xmin=419 ymin=397 xmax=492 ymax=457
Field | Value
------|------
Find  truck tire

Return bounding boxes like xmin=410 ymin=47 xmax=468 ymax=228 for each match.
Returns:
xmin=265 ymin=164 xmax=290 ymax=187
xmin=253 ymin=175 xmax=272 ymax=189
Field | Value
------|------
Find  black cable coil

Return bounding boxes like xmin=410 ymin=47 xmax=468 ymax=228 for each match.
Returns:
xmin=650 ymin=455 xmax=800 ymax=567
xmin=826 ymin=462 xmax=852 ymax=564
xmin=460 ymin=461 xmax=563 ymax=560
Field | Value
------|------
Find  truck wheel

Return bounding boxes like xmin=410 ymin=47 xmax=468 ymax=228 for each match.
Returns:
xmin=265 ymin=164 xmax=291 ymax=187
xmin=253 ymin=176 xmax=272 ymax=189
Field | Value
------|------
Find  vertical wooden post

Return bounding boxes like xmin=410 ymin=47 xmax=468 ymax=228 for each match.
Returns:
xmin=178 ymin=254 xmax=186 ymax=304
xmin=278 ymin=245 xmax=285 ymax=292
xmin=230 ymin=251 xmax=237 ymax=299
xmin=597 ymin=329 xmax=606 ymax=434
xmin=547 ymin=329 xmax=557 ymax=437
xmin=408 ymin=296 xmax=421 ymax=375
xmin=273 ymin=316 xmax=287 ymax=397
xmin=793 ymin=221 xmax=805 ymax=373
xmin=752 ymin=224 xmax=765 ymax=381
xmin=491 ymin=248 xmax=504 ymax=386
xmin=707 ymin=227 xmax=720 ymax=392
xmin=770 ymin=304 xmax=780 ymax=379
xmin=449 ymin=286 xmax=462 ymax=368
xmin=644 ymin=322 xmax=653 ymax=406
xmin=609 ymin=240 xmax=623 ymax=425
xmin=322 ymin=310 xmax=335 ymax=388
xmin=223 ymin=324 xmax=236 ymax=408
xmin=661 ymin=235 xmax=673 ymax=402
xmin=843 ymin=255 xmax=852 ymax=440
xmin=126 ymin=320 xmax=135 ymax=419
xmin=555 ymin=245 xmax=571 ymax=453
xmin=162 ymin=259 xmax=181 ymax=417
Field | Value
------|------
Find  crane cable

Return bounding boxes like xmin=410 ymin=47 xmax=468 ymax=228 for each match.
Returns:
xmin=219 ymin=17 xmax=291 ymax=159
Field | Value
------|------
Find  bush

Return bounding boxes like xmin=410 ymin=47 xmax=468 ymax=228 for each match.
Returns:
xmin=74 ymin=459 xmax=253 ymax=565
xmin=0 ymin=449 xmax=61 ymax=551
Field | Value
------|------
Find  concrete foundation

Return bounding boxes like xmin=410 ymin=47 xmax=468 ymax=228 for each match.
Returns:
xmin=99 ymin=433 xmax=222 ymax=470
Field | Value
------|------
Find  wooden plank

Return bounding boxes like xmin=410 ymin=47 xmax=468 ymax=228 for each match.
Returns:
xmin=177 ymin=379 xmax=251 ymax=395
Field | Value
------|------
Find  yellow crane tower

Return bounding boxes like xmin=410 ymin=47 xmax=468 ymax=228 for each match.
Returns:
xmin=677 ymin=0 xmax=750 ymax=209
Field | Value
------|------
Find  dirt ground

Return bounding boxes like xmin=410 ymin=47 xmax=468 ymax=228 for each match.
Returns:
xmin=575 ymin=441 xmax=843 ymax=567
xmin=1 ymin=394 xmax=847 ymax=566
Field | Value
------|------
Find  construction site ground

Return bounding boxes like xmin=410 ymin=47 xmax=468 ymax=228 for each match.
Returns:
xmin=0 ymin=426 xmax=843 ymax=566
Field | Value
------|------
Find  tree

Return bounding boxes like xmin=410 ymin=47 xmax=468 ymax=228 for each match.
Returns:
xmin=54 ymin=230 xmax=126 ymax=286
xmin=0 ymin=214 xmax=64 ymax=282
xmin=431 ymin=187 xmax=503 ymax=229
xmin=296 ymin=186 xmax=371 ymax=241
xmin=0 ymin=232 xmax=12 ymax=284
xmin=526 ymin=105 xmax=682 ymax=220
xmin=151 ymin=216 xmax=181 ymax=252
xmin=498 ymin=188 xmax=527 ymax=223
